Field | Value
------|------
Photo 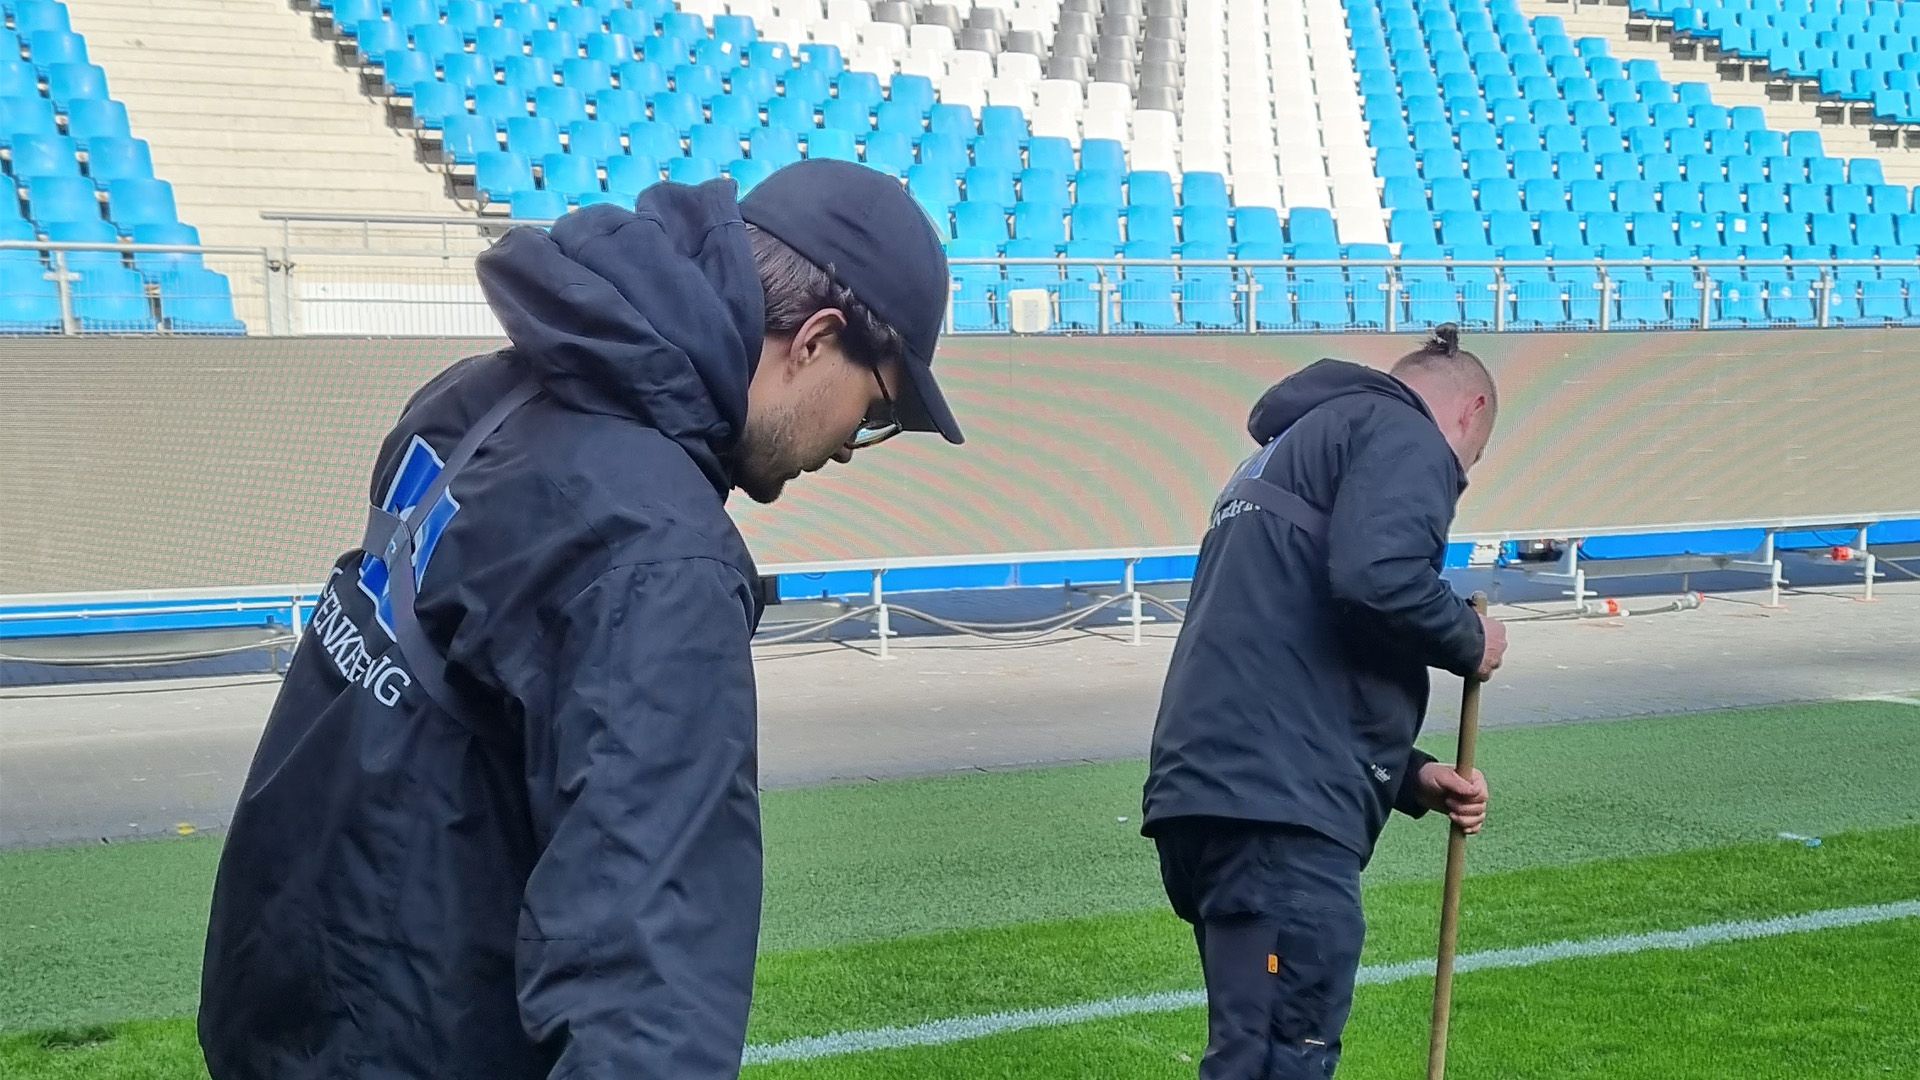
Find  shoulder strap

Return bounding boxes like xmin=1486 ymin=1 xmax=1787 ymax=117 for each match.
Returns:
xmin=1219 ymin=474 xmax=1332 ymax=546
xmin=363 ymin=377 xmax=543 ymax=725
xmin=1215 ymin=428 xmax=1331 ymax=547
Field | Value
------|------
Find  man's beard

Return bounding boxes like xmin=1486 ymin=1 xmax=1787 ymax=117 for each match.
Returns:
xmin=729 ymin=405 xmax=801 ymax=505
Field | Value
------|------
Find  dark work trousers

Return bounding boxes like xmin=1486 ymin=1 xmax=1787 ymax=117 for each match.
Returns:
xmin=1154 ymin=817 xmax=1367 ymax=1080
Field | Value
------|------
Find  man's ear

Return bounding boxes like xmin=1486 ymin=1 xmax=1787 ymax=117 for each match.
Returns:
xmin=1460 ymin=393 xmax=1487 ymax=435
xmin=791 ymin=308 xmax=848 ymax=366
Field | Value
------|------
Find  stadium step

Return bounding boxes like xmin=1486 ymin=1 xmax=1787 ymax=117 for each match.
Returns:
xmin=1520 ymin=0 xmax=1920 ymax=187
xmin=61 ymin=0 xmax=470 ymax=260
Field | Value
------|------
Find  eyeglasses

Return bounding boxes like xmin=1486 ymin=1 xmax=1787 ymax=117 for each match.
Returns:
xmin=846 ymin=364 xmax=903 ymax=451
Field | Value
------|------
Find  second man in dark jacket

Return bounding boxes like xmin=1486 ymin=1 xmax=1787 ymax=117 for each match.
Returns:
xmin=1142 ymin=325 xmax=1508 ymax=1079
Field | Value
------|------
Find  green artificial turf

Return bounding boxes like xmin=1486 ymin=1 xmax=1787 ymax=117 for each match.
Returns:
xmin=0 ymin=696 xmax=1915 ymax=1079
xmin=753 ymin=919 xmax=1920 ymax=1079
xmin=5 ymin=827 xmax=1914 ymax=1079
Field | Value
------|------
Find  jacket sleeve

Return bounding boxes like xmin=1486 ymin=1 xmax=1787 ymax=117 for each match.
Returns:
xmin=1324 ymin=408 xmax=1485 ymax=678
xmin=1392 ymin=746 xmax=1438 ymax=818
xmin=513 ymin=558 xmax=762 ymax=1080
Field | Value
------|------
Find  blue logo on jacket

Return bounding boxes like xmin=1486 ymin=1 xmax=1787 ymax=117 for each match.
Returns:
xmin=358 ymin=435 xmax=461 ymax=640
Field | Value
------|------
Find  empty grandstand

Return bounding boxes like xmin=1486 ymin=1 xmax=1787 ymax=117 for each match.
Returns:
xmin=3 ymin=0 xmax=1920 ymax=336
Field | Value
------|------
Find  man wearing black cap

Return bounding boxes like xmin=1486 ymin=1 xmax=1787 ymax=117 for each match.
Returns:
xmin=198 ymin=161 xmax=962 ymax=1080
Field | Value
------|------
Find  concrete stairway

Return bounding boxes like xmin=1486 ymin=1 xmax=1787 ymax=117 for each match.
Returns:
xmin=1520 ymin=0 xmax=1920 ymax=186
xmin=61 ymin=0 xmax=469 ymax=253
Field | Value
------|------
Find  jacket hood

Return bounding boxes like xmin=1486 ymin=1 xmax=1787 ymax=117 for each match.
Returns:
xmin=1247 ymin=358 xmax=1433 ymax=445
xmin=475 ymin=179 xmax=765 ymax=495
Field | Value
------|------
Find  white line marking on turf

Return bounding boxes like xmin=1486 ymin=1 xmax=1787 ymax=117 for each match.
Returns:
xmin=743 ymin=899 xmax=1920 ymax=1065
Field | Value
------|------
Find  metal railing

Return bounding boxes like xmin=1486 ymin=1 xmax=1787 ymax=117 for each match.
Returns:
xmin=0 ymin=241 xmax=276 ymax=335
xmin=10 ymin=216 xmax=1920 ymax=337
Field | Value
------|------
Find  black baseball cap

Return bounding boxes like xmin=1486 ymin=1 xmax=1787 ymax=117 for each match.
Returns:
xmin=738 ymin=159 xmax=964 ymax=445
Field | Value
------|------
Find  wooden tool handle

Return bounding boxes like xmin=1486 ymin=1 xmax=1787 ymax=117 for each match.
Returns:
xmin=1427 ymin=591 xmax=1489 ymax=1080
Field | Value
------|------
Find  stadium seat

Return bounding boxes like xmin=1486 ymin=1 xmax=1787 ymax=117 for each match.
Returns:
xmin=72 ymin=265 xmax=157 ymax=332
xmin=0 ymin=262 xmax=63 ymax=332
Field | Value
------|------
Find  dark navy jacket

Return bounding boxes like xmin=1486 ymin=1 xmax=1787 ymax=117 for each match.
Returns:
xmin=1141 ymin=359 xmax=1485 ymax=862
xmin=200 ymin=181 xmax=770 ymax=1080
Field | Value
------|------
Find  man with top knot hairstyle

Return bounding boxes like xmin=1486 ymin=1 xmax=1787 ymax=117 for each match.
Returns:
xmin=1141 ymin=324 xmax=1509 ymax=1078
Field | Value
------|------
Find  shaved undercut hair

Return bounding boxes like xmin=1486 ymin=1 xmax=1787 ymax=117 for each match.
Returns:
xmin=1391 ymin=322 xmax=1497 ymax=419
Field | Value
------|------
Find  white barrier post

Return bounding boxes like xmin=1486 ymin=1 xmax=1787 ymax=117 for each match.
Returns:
xmin=1124 ymin=557 xmax=1143 ymax=647
xmin=871 ymin=568 xmax=892 ymax=661
xmin=1858 ymin=526 xmax=1876 ymax=602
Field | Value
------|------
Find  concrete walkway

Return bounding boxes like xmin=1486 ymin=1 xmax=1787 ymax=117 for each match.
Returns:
xmin=2 ymin=582 xmax=1915 ymax=849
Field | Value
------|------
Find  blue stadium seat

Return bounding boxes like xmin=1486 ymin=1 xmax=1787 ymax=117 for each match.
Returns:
xmin=1479 ymin=178 xmax=1524 ymax=213
xmin=1787 ymin=182 xmax=1830 ymax=213
xmin=1831 ymin=184 xmax=1872 ymax=216
xmin=764 ymin=94 xmax=817 ymax=131
xmin=1118 ymin=241 xmax=1179 ymax=330
xmin=619 ymin=61 xmax=668 ymax=97
xmin=605 ymin=155 xmax=661 ymax=201
xmin=666 ymin=157 xmax=719 ymax=184
xmin=946 ymin=238 xmax=1004 ymax=331
xmin=1288 ymin=208 xmax=1338 ymax=247
xmin=625 ymin=119 xmax=679 ymax=159
xmin=1586 ymin=211 xmax=1631 ymax=248
xmin=1714 ymin=276 xmax=1766 ymax=324
xmin=1070 ymin=204 xmax=1121 ymax=245
xmin=1522 ymin=179 xmax=1566 ymax=211
xmin=72 ymin=266 xmax=156 ymax=332
xmin=44 ymin=61 xmax=107 ymax=105
xmin=954 ymin=202 xmax=1009 ymax=245
xmin=1661 ymin=181 xmax=1704 ymax=213
xmin=888 ymin=74 xmax=937 ymax=117
xmin=0 ymin=262 xmax=63 ymax=332
xmin=587 ymin=89 xmax=648 ymax=127
xmin=511 ymin=189 xmax=570 ymax=219
xmin=1179 ymin=241 xmax=1238 ymax=330
xmin=566 ymin=121 xmax=623 ymax=164
xmin=648 ymin=91 xmax=702 ymax=131
xmin=1538 ymin=211 xmax=1583 ymax=247
xmin=964 ymin=167 xmax=1016 ymax=211
xmin=1511 ymin=277 xmax=1567 ymax=327
xmin=1234 ymin=207 xmax=1283 ymax=246
xmin=1391 ymin=209 xmax=1440 ymax=245
xmin=1182 ymin=204 xmax=1228 ymax=245
xmin=707 ymin=94 xmax=759 ymax=131
xmin=1850 ymin=158 xmax=1886 ymax=185
xmin=28 ymin=29 xmax=87 ymax=71
xmin=506 ymin=117 xmax=563 ymax=160
xmin=25 ymin=174 xmax=99 ymax=224
xmin=1857 ymin=213 xmax=1898 ymax=248
xmin=1811 ymin=213 xmax=1854 ymax=247
xmin=1019 ymin=168 xmax=1070 ymax=208
xmin=1127 ymin=171 xmax=1176 ymax=209
xmin=689 ymin=125 xmax=743 ymax=163
xmin=872 ymin=99 xmax=920 ymax=135
xmin=1430 ymin=177 xmax=1476 ymax=212
xmin=1027 ymin=137 xmax=1076 ymax=177
xmin=475 ymin=151 xmax=536 ymax=202
xmin=539 ymin=154 xmax=600 ymax=201
xmin=863 ymin=131 xmax=914 ymax=173
xmin=726 ymin=158 xmax=772 ymax=196
xmin=1057 ymin=238 xmax=1117 ymax=329
xmin=59 ymin=97 xmax=128 ymax=148
xmin=1488 ymin=211 xmax=1534 ymax=247
xmin=822 ymin=97 xmax=872 ymax=132
xmin=806 ymin=128 xmax=858 ymax=162
xmin=40 ymin=219 xmax=122 ymax=274
xmin=1080 ymin=139 xmax=1126 ymax=176
xmin=85 ymin=137 xmax=153 ymax=187
xmin=1126 ymin=206 xmax=1176 ymax=245
xmin=1012 ymin=201 xmax=1067 ymax=244
xmin=534 ymin=87 xmax=588 ymax=125
xmin=1182 ymin=173 xmax=1230 ymax=209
